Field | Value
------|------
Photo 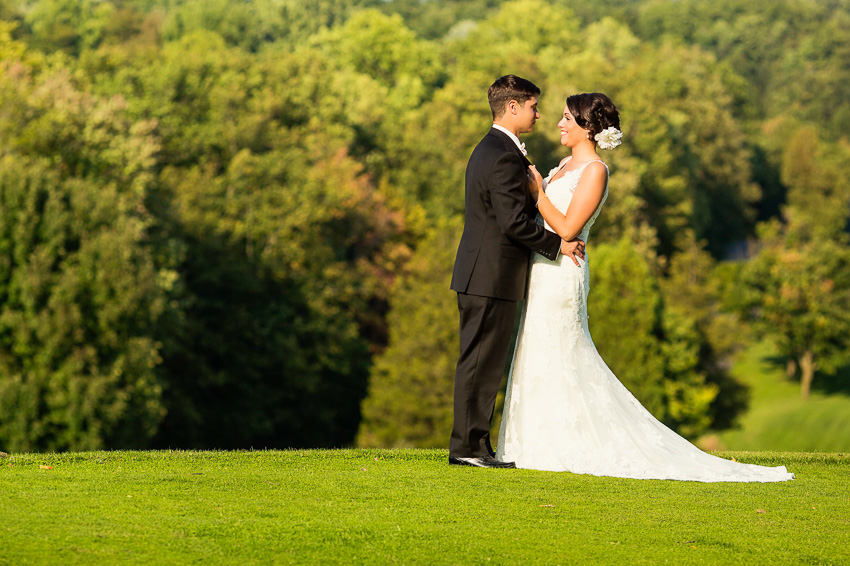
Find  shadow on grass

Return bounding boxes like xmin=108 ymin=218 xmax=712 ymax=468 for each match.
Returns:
xmin=812 ymin=363 xmax=850 ymax=397
xmin=762 ymin=354 xmax=850 ymax=397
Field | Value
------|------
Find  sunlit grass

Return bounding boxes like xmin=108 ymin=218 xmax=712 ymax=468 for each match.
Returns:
xmin=713 ymin=341 xmax=850 ymax=452
xmin=2 ymin=449 xmax=848 ymax=565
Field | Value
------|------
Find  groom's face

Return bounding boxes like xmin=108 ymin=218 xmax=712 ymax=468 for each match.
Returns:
xmin=514 ymin=96 xmax=540 ymax=134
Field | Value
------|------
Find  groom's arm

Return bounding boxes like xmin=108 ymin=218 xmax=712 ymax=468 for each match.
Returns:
xmin=489 ymin=152 xmax=562 ymax=261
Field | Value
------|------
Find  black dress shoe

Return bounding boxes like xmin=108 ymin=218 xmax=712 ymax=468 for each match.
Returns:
xmin=449 ymin=455 xmax=516 ymax=469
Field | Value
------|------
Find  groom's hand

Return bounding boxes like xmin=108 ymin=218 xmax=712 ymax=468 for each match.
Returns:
xmin=560 ymin=238 xmax=585 ymax=266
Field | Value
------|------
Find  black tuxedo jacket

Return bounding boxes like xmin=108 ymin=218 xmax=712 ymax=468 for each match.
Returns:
xmin=450 ymin=127 xmax=562 ymax=301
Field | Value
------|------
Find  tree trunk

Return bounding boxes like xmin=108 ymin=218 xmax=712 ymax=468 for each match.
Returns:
xmin=800 ymin=350 xmax=816 ymax=399
xmin=786 ymin=358 xmax=797 ymax=379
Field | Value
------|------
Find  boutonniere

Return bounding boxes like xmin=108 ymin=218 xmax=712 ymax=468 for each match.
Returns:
xmin=518 ymin=142 xmax=528 ymax=156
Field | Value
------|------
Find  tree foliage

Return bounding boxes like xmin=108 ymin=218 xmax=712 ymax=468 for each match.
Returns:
xmin=1 ymin=0 xmax=849 ymax=450
xmin=357 ymin=219 xmax=460 ymax=448
xmin=739 ymin=225 xmax=850 ymax=398
xmin=0 ymin=34 xmax=168 ymax=451
xmin=736 ymin=128 xmax=850 ymax=398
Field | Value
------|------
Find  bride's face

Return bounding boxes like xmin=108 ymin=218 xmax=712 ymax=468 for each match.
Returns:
xmin=558 ymin=106 xmax=590 ymax=148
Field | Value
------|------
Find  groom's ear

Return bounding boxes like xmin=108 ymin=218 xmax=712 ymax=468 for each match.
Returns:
xmin=493 ymin=102 xmax=510 ymax=120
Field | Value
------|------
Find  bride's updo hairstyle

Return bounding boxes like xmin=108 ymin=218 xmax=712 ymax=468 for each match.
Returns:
xmin=566 ymin=93 xmax=620 ymax=141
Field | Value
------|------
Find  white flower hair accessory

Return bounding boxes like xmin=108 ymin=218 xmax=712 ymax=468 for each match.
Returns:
xmin=594 ymin=127 xmax=622 ymax=150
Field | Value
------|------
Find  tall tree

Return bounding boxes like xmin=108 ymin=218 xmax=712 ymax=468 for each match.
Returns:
xmin=0 ymin=42 xmax=169 ymax=450
xmin=739 ymin=224 xmax=850 ymax=398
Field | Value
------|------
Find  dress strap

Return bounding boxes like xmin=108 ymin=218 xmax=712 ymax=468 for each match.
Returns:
xmin=583 ymin=159 xmax=608 ymax=169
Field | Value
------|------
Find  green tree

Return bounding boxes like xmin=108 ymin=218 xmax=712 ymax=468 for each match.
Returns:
xmin=780 ymin=127 xmax=850 ymax=240
xmin=737 ymin=127 xmax=850 ymax=398
xmin=660 ymin=239 xmax=750 ymax=430
xmin=357 ymin=218 xmax=460 ymax=448
xmin=151 ymin=127 xmax=412 ymax=449
xmin=379 ymin=0 xmax=504 ymax=39
xmin=85 ymin=29 xmax=415 ymax=448
xmin=739 ymin=224 xmax=850 ymax=398
xmin=0 ymin=44 xmax=169 ymax=450
xmin=2 ymin=18 xmax=418 ymax=450
xmin=159 ymin=0 xmax=282 ymax=52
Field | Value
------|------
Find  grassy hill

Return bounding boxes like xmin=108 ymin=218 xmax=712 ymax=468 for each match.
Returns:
xmin=702 ymin=341 xmax=850 ymax=452
xmin=2 ymin=449 xmax=848 ymax=565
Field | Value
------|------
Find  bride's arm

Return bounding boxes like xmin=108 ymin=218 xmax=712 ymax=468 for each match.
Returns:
xmin=529 ymin=163 xmax=608 ymax=241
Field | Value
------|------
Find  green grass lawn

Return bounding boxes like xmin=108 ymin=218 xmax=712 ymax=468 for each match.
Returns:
xmin=709 ymin=341 xmax=850 ymax=452
xmin=2 ymin=449 xmax=848 ymax=565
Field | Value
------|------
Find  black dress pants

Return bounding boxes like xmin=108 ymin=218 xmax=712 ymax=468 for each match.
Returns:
xmin=450 ymin=292 xmax=517 ymax=458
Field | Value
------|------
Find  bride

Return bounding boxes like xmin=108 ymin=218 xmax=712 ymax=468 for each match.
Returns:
xmin=495 ymin=93 xmax=793 ymax=482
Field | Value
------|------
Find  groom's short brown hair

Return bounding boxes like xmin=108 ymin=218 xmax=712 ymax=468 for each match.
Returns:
xmin=488 ymin=75 xmax=541 ymax=119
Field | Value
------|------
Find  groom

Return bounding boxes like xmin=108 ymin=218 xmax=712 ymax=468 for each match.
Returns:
xmin=449 ymin=75 xmax=585 ymax=468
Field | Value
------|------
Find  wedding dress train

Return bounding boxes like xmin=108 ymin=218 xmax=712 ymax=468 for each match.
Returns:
xmin=496 ymin=159 xmax=793 ymax=482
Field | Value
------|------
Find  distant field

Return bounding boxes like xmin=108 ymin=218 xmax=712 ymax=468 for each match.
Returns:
xmin=2 ymin=449 xmax=848 ymax=565
xmin=706 ymin=341 xmax=850 ymax=452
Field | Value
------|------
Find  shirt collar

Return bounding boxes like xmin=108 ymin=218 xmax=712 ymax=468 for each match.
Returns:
xmin=492 ymin=124 xmax=527 ymax=156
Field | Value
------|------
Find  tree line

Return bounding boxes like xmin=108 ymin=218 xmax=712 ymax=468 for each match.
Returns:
xmin=0 ymin=0 xmax=848 ymax=452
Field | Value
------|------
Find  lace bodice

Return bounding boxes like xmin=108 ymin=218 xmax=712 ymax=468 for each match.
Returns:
xmin=541 ymin=158 xmax=608 ymax=243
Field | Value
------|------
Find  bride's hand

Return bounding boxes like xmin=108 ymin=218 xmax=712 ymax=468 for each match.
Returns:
xmin=527 ymin=165 xmax=543 ymax=199
xmin=560 ymin=238 xmax=585 ymax=267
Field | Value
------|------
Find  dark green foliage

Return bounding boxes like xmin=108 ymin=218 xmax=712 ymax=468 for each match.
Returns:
xmin=1 ymin=13 xmax=410 ymax=450
xmin=661 ymin=243 xmax=750 ymax=430
xmin=0 ymin=157 xmax=166 ymax=452
xmin=357 ymin=218 xmax=461 ymax=448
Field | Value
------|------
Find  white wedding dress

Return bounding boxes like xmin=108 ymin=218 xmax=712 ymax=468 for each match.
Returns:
xmin=496 ymin=158 xmax=793 ymax=482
